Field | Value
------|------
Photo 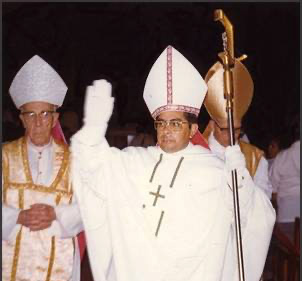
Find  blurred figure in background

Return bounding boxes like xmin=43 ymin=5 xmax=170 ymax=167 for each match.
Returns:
xmin=269 ymin=113 xmax=300 ymax=242
xmin=265 ymin=135 xmax=281 ymax=170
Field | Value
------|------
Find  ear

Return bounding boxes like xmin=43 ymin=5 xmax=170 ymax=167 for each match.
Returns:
xmin=52 ymin=112 xmax=60 ymax=129
xmin=190 ymin=123 xmax=199 ymax=138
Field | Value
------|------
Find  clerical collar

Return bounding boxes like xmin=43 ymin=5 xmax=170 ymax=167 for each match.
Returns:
xmin=27 ymin=137 xmax=53 ymax=153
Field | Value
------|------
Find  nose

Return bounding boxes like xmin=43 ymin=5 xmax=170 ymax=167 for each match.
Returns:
xmin=162 ymin=124 xmax=173 ymax=134
xmin=34 ymin=114 xmax=43 ymax=126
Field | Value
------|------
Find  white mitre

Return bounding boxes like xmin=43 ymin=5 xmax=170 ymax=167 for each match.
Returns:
xmin=143 ymin=45 xmax=208 ymax=119
xmin=9 ymin=55 xmax=67 ymax=108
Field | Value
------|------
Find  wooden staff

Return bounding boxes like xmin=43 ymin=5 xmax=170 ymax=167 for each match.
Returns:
xmin=214 ymin=9 xmax=245 ymax=281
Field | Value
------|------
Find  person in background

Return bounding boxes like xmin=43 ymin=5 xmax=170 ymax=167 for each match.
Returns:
xmin=269 ymin=114 xmax=300 ymax=242
xmin=265 ymin=135 xmax=281 ymax=170
xmin=71 ymin=45 xmax=275 ymax=281
xmin=2 ymin=55 xmax=83 ymax=281
xmin=201 ymin=59 xmax=273 ymax=199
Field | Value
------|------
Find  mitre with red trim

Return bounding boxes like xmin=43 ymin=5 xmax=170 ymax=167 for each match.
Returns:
xmin=143 ymin=45 xmax=208 ymax=119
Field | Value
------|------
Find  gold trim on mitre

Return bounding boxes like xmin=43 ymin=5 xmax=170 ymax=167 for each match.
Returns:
xmin=204 ymin=59 xmax=253 ymax=126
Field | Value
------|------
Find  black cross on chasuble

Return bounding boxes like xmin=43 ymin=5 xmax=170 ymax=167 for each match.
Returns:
xmin=149 ymin=185 xmax=165 ymax=206
xmin=147 ymin=155 xmax=184 ymax=237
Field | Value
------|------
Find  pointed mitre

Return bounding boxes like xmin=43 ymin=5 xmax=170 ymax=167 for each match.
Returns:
xmin=143 ymin=45 xmax=208 ymax=119
xmin=9 ymin=55 xmax=67 ymax=108
xmin=204 ymin=58 xmax=254 ymax=126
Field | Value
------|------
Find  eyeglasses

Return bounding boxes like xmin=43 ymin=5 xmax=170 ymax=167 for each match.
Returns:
xmin=154 ymin=120 xmax=189 ymax=131
xmin=21 ymin=111 xmax=55 ymax=122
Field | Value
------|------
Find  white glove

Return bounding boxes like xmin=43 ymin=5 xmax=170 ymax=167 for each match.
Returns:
xmin=71 ymin=80 xmax=114 ymax=146
xmin=83 ymin=79 xmax=114 ymax=127
xmin=224 ymin=144 xmax=247 ymax=189
xmin=225 ymin=144 xmax=246 ymax=172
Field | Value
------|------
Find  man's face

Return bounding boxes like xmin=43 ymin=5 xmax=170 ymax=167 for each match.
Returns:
xmin=155 ymin=111 xmax=198 ymax=153
xmin=212 ymin=119 xmax=241 ymax=147
xmin=19 ymin=102 xmax=59 ymax=146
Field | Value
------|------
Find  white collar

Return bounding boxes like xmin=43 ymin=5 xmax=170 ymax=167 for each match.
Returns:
xmin=27 ymin=137 xmax=53 ymax=153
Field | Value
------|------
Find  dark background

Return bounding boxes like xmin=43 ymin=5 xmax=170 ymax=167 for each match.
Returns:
xmin=2 ymin=2 xmax=300 ymax=150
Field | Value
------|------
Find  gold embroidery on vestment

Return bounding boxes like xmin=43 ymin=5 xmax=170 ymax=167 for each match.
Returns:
xmin=3 ymin=157 xmax=9 ymax=203
xmin=6 ymin=183 xmax=72 ymax=196
xmin=45 ymin=194 xmax=62 ymax=281
xmin=45 ymin=236 xmax=56 ymax=281
xmin=2 ymin=137 xmax=73 ymax=281
xmin=10 ymin=189 xmax=24 ymax=281
xmin=22 ymin=137 xmax=33 ymax=183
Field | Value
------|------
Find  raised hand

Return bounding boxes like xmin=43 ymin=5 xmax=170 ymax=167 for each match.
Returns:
xmin=83 ymin=79 xmax=114 ymax=127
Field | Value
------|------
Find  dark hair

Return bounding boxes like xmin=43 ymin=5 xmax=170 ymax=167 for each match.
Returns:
xmin=183 ymin=112 xmax=198 ymax=128
xmin=155 ymin=112 xmax=198 ymax=129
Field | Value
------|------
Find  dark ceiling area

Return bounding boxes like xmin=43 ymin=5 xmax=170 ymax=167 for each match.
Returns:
xmin=2 ymin=2 xmax=300 ymax=148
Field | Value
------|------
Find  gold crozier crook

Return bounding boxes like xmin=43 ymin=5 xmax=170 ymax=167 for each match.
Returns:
xmin=214 ymin=9 xmax=246 ymax=281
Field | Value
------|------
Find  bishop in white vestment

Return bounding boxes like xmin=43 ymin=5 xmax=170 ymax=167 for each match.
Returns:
xmin=71 ymin=46 xmax=275 ymax=281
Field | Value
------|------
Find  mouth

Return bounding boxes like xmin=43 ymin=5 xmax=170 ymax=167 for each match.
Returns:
xmin=161 ymin=138 xmax=174 ymax=143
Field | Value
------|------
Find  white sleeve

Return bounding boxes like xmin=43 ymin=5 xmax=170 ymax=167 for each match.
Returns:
xmin=70 ymin=122 xmax=127 ymax=280
xmin=253 ymin=157 xmax=273 ymax=199
xmin=2 ymin=172 xmax=22 ymax=241
xmin=2 ymin=204 xmax=21 ymax=241
xmin=46 ymin=128 xmax=109 ymax=238
xmin=70 ymin=125 xmax=128 ymax=199
xmin=221 ymin=168 xmax=254 ymax=214
xmin=46 ymin=199 xmax=84 ymax=238
xmin=291 ymin=141 xmax=300 ymax=172
xmin=221 ymin=168 xmax=276 ymax=281
xmin=71 ymin=147 xmax=113 ymax=281
xmin=70 ymin=126 xmax=122 ymax=228
xmin=222 ymin=166 xmax=276 ymax=232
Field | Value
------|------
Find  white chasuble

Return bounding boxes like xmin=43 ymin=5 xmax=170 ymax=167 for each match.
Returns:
xmin=72 ymin=138 xmax=276 ymax=281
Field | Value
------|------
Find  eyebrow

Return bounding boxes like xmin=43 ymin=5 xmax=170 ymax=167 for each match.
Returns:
xmin=156 ymin=118 xmax=184 ymax=122
xmin=21 ymin=110 xmax=54 ymax=113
